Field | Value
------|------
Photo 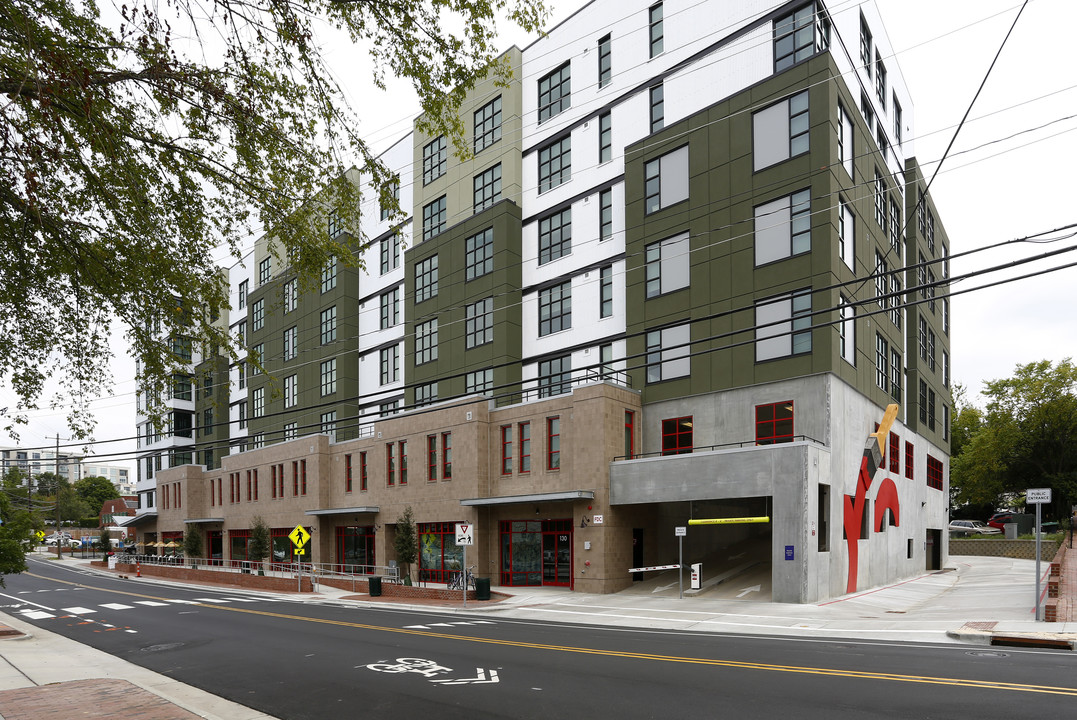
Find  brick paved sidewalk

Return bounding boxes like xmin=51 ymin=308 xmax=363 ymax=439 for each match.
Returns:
xmin=0 ymin=679 xmax=201 ymax=719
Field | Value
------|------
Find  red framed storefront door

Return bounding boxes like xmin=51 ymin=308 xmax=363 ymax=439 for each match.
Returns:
xmin=499 ymin=519 xmax=572 ymax=588
xmin=336 ymin=526 xmax=375 ymax=573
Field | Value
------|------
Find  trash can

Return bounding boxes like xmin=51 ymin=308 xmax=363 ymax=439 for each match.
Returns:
xmin=1004 ymin=522 xmax=1018 ymax=540
xmin=474 ymin=577 xmax=491 ymax=601
xmin=368 ymin=576 xmax=382 ymax=597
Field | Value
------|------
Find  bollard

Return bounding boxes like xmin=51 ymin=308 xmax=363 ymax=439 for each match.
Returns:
xmin=136 ymin=562 xmax=141 ymax=578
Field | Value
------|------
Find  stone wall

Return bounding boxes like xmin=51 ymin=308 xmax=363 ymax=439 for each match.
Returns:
xmin=949 ymin=538 xmax=1061 ymax=561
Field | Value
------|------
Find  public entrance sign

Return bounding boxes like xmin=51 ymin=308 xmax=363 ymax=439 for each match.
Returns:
xmin=455 ymin=523 xmax=474 ymax=546
xmin=1027 ymin=488 xmax=1052 ymax=504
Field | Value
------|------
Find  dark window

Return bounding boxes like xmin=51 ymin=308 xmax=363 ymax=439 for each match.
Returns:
xmin=465 ymin=228 xmax=494 ymax=280
xmin=598 ymin=34 xmax=612 ymax=88
xmin=927 ymin=455 xmax=943 ymax=490
xmin=473 ymin=163 xmax=502 ymax=213
xmin=519 ymin=422 xmax=531 ymax=473
xmin=600 ymin=189 xmax=613 ymax=241
xmin=599 ymin=112 xmax=612 ymax=163
xmin=465 ymin=298 xmax=494 ymax=349
xmin=501 ymin=425 xmax=513 ymax=474
xmin=422 ymin=135 xmax=446 ymax=184
xmin=474 ymin=96 xmax=502 ymax=154
xmin=756 ymin=402 xmax=794 ymax=444
xmin=422 ymin=196 xmax=446 ymax=240
xmin=538 ymin=136 xmax=571 ymax=193
xmin=539 ymin=356 xmax=571 ymax=398
xmin=538 ymin=62 xmax=571 ymax=123
xmin=547 ymin=417 xmax=561 ymax=469
xmin=538 ymin=281 xmax=571 ymax=336
xmin=649 ymin=3 xmax=663 ymax=58
xmin=650 ymin=84 xmax=664 ymax=133
xmin=661 ymin=416 xmax=692 ymax=455
xmin=415 ymin=319 xmax=438 ymax=365
xmin=539 ymin=208 xmax=572 ymax=264
xmin=415 ymin=255 xmax=438 ymax=303
xmin=600 ymin=265 xmax=613 ymax=318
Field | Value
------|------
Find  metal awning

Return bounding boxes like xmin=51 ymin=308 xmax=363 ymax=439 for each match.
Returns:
xmin=184 ymin=517 xmax=225 ymax=524
xmin=460 ymin=490 xmax=594 ymax=507
xmin=116 ymin=512 xmax=157 ymax=526
xmin=304 ymin=506 xmax=380 ymax=516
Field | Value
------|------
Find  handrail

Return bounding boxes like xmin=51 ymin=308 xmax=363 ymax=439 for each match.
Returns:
xmin=611 ymin=434 xmax=826 ymax=462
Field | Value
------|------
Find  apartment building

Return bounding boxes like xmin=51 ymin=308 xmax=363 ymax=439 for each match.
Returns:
xmin=129 ymin=0 xmax=953 ymax=602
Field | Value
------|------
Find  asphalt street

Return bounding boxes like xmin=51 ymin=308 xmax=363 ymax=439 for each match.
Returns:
xmin=4 ymin=559 xmax=1077 ymax=719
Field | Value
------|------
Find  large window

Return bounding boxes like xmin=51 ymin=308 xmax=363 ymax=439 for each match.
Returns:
xmin=416 ymin=319 xmax=438 ymax=365
xmin=538 ymin=136 xmax=571 ymax=193
xmin=839 ymin=298 xmax=855 ymax=365
xmin=238 ymin=280 xmax=248 ymax=309
xmin=644 ymin=144 xmax=688 ymax=214
xmin=422 ymin=196 xmax=446 ymax=240
xmin=918 ymin=379 xmax=928 ymax=424
xmin=415 ymin=381 xmax=438 ymax=407
xmin=875 ymin=52 xmax=887 ymax=107
xmin=252 ymin=298 xmax=264 ymax=331
xmin=283 ymin=325 xmax=297 ymax=361
xmin=320 ymin=358 xmax=336 ymax=396
xmin=874 ymin=170 xmax=887 ymax=231
xmin=754 ymin=189 xmax=811 ymax=266
xmin=474 ymin=96 xmax=502 ymax=154
xmin=646 ymin=324 xmax=690 ymax=383
xmin=600 ymin=189 xmax=613 ymax=241
xmin=539 ymin=356 xmax=571 ymax=398
xmin=927 ymin=455 xmax=943 ymax=490
xmin=321 ymin=256 xmax=337 ymax=293
xmin=649 ymin=2 xmax=663 ymax=58
xmin=465 ymin=228 xmax=494 ymax=280
xmin=755 ymin=290 xmax=812 ymax=361
xmin=283 ymin=278 xmax=296 ymax=313
xmin=774 ymin=2 xmax=828 ymax=72
xmin=538 ymin=208 xmax=571 ymax=264
xmin=837 ymin=103 xmax=854 ymax=178
xmin=380 ymin=180 xmax=399 ymax=221
xmin=538 ymin=62 xmax=571 ymax=123
xmin=860 ymin=13 xmax=872 ymax=75
xmin=284 ymin=374 xmax=297 ymax=408
xmin=889 ymin=198 xmax=901 ymax=256
xmin=838 ymin=197 xmax=854 ymax=270
xmin=547 ymin=417 xmax=561 ymax=469
xmin=259 ymin=257 xmax=271 ymax=285
xmin=321 ymin=411 xmax=336 ymax=441
xmin=661 ymin=416 xmax=692 ymax=455
xmin=380 ymin=287 xmax=400 ymax=329
xmin=598 ymin=34 xmax=611 ymax=88
xmin=599 ymin=112 xmax=612 ymax=163
xmin=466 ymin=298 xmax=494 ymax=348
xmin=501 ymin=425 xmax=513 ymax=474
xmin=466 ymin=368 xmax=493 ymax=394
xmin=538 ymin=281 xmax=572 ymax=336
xmin=380 ymin=345 xmax=399 ymax=385
xmin=415 ymin=255 xmax=438 ymax=303
xmin=422 ymin=135 xmax=446 ymax=184
xmin=320 ymin=306 xmax=337 ymax=344
xmin=890 ymin=349 xmax=902 ymax=403
xmin=752 ymin=91 xmax=809 ymax=171
xmin=474 ymin=163 xmax=502 ymax=213
xmin=756 ymin=402 xmax=794 ymax=444
xmin=875 ymin=334 xmax=889 ymax=391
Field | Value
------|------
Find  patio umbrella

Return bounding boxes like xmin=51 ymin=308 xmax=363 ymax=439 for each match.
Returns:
xmin=162 ymin=540 xmax=177 ymax=549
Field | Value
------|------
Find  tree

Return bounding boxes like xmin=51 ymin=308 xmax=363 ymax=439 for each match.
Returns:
xmin=249 ymin=516 xmax=270 ymax=575
xmin=393 ymin=506 xmax=418 ymax=585
xmin=183 ymin=529 xmax=203 ymax=562
xmin=0 ymin=0 xmax=546 ymax=438
xmin=32 ymin=472 xmax=65 ymax=498
xmin=0 ymin=487 xmax=38 ymax=585
xmin=951 ymin=359 xmax=1077 ymax=516
xmin=73 ymin=476 xmax=120 ymax=514
xmin=57 ymin=485 xmax=91 ymax=523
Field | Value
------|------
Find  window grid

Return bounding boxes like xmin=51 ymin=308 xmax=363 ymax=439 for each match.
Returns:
xmin=599 ymin=112 xmax=612 ymax=163
xmin=320 ymin=306 xmax=337 ymax=344
xmin=538 ymin=136 xmax=571 ymax=193
xmin=927 ymin=455 xmax=943 ymax=490
xmin=774 ymin=2 xmax=819 ymax=71
xmin=465 ymin=298 xmax=494 ymax=348
xmin=422 ymin=135 xmax=446 ymax=184
xmin=238 ymin=280 xmax=248 ymax=309
xmin=473 ymin=96 xmax=502 ymax=154
xmin=547 ymin=417 xmax=561 ymax=469
xmin=284 ymin=374 xmax=297 ymax=408
xmin=538 ymin=281 xmax=572 ymax=336
xmin=890 ymin=349 xmax=902 ymax=403
xmin=258 ymin=257 xmax=271 ymax=285
xmin=465 ymin=228 xmax=494 ymax=280
xmin=875 ymin=52 xmax=887 ymax=107
xmin=380 ymin=345 xmax=399 ymax=385
xmin=427 ymin=435 xmax=438 ymax=482
xmin=283 ymin=325 xmax=297 ymax=361
xmin=465 ymin=368 xmax=492 ymax=394
xmin=600 ymin=189 xmax=613 ymax=241
xmin=501 ymin=425 xmax=513 ymax=475
xmin=321 ymin=256 xmax=337 ymax=293
xmin=380 ymin=234 xmax=400 ymax=274
xmin=415 ymin=319 xmax=438 ymax=365
xmin=398 ymin=440 xmax=407 ymax=485
xmin=788 ymin=91 xmax=809 ymax=157
xmin=756 ymin=402 xmax=794 ymax=445
xmin=380 ymin=287 xmax=400 ymax=329
xmin=415 ymin=255 xmax=439 ymax=303
xmin=253 ymin=387 xmax=264 ymax=417
xmin=876 ymin=334 xmax=888 ymax=391
xmin=538 ymin=208 xmax=572 ymax=264
xmin=360 ymin=452 xmax=368 ymax=491
xmin=649 ymin=3 xmax=663 ymax=58
xmin=320 ymin=358 xmax=336 ymax=396
xmin=252 ymin=299 xmax=264 ymax=331
xmin=600 ymin=266 xmax=613 ymax=318
xmin=473 ymin=163 xmax=502 ymax=213
xmin=662 ymin=416 xmax=692 ymax=455
xmin=538 ymin=356 xmax=571 ymax=398
xmin=415 ymin=381 xmax=438 ymax=407
xmin=905 ymin=442 xmax=914 ymax=480
xmin=442 ymin=432 xmax=452 ymax=479
xmin=519 ymin=422 xmax=531 ymax=473
xmin=422 ymin=196 xmax=447 ymax=240
xmin=598 ymin=34 xmax=611 ymax=88
xmin=538 ymin=62 xmax=571 ymax=123
xmin=650 ymin=84 xmax=664 ymax=133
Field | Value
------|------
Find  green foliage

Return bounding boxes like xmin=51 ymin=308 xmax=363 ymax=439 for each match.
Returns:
xmin=32 ymin=472 xmax=66 ymax=498
xmin=0 ymin=0 xmax=546 ymax=438
xmin=97 ymin=531 xmax=112 ymax=554
xmin=183 ymin=529 xmax=203 ymax=560
xmin=951 ymin=359 xmax=1077 ymax=515
xmin=73 ymin=476 xmax=120 ymax=513
xmin=393 ymin=506 xmax=418 ymax=582
xmin=249 ymin=516 xmax=271 ymax=564
xmin=57 ymin=485 xmax=91 ymax=522
xmin=0 ymin=488 xmax=37 ymax=585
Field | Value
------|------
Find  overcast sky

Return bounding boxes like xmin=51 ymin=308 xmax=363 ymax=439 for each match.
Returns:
xmin=3 ymin=0 xmax=1074 ymax=469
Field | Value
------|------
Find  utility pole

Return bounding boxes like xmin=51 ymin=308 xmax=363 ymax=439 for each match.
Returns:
xmin=53 ymin=434 xmax=70 ymax=560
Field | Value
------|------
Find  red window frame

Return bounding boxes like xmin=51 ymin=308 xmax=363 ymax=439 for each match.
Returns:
xmin=386 ymin=443 xmax=395 ymax=485
xmin=360 ymin=451 xmax=368 ymax=491
xmin=272 ymin=465 xmax=276 ymax=497
xmin=217 ymin=477 xmax=222 ymax=506
xmin=277 ymin=464 xmax=284 ymax=497
xmin=427 ymin=435 xmax=437 ymax=481
xmin=210 ymin=478 xmax=216 ymax=506
xmin=547 ymin=416 xmax=561 ymax=470
xmin=442 ymin=432 xmax=452 ymax=479
xmin=927 ymin=455 xmax=943 ymax=490
xmin=519 ymin=422 xmax=531 ymax=473
xmin=662 ymin=416 xmax=693 ymax=455
xmin=501 ymin=425 xmax=513 ymax=474
xmin=889 ymin=432 xmax=899 ymax=473
xmin=246 ymin=470 xmax=252 ymax=501
xmin=253 ymin=469 xmax=258 ymax=500
xmin=398 ymin=441 xmax=407 ymax=485
xmin=345 ymin=454 xmax=353 ymax=492
xmin=301 ymin=459 xmax=307 ymax=494
xmin=755 ymin=402 xmax=794 ymax=445
xmin=292 ymin=461 xmax=299 ymax=496
xmin=905 ymin=441 xmax=914 ymax=479
xmin=624 ymin=411 xmax=634 ymax=459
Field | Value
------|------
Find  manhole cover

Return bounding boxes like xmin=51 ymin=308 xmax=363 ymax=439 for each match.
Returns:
xmin=966 ymin=650 xmax=1008 ymax=658
xmin=141 ymin=642 xmax=184 ymax=653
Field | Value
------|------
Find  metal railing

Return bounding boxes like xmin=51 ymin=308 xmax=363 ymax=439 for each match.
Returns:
xmin=612 ymin=434 xmax=826 ymax=462
xmin=112 ymin=554 xmax=400 ymax=590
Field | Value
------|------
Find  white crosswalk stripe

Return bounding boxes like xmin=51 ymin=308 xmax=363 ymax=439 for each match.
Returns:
xmin=20 ymin=610 xmax=54 ymax=620
xmin=134 ymin=601 xmax=169 ymax=607
xmin=61 ymin=607 xmax=96 ymax=614
xmin=193 ymin=597 xmax=230 ymax=603
xmin=100 ymin=603 xmax=135 ymax=610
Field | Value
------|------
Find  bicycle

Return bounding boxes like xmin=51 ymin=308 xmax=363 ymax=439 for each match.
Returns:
xmin=447 ymin=565 xmax=476 ymax=590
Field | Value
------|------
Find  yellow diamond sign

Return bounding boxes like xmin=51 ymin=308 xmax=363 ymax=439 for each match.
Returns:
xmin=35 ymin=531 xmax=45 ymax=541
xmin=289 ymin=525 xmax=310 ymax=547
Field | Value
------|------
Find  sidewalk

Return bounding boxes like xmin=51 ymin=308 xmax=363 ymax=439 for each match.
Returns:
xmin=2 ymin=552 xmax=1074 ymax=719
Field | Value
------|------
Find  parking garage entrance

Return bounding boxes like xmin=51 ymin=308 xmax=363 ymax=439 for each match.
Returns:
xmin=499 ymin=519 xmax=572 ymax=588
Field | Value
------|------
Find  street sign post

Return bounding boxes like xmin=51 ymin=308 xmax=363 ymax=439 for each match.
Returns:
xmin=675 ymin=526 xmax=686 ymax=599
xmin=1027 ymin=488 xmax=1052 ymax=620
xmin=289 ymin=525 xmax=310 ymax=593
xmin=455 ymin=523 xmax=473 ymax=607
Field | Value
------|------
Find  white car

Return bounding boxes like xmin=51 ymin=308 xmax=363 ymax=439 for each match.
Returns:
xmin=948 ymin=520 xmax=1002 ymax=535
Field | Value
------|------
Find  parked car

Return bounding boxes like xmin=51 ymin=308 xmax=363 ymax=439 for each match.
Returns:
xmin=948 ymin=520 xmax=1001 ymax=536
xmin=986 ymin=512 xmax=1020 ymax=530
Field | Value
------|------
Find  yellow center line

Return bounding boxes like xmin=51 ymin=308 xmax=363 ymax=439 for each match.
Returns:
xmin=27 ymin=571 xmax=1077 ymax=697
